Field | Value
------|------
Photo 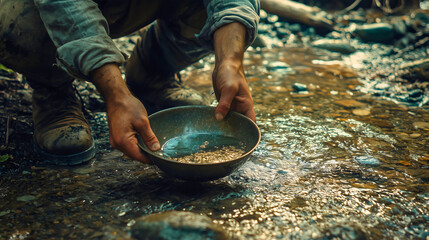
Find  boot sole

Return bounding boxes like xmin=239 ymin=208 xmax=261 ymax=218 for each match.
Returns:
xmin=34 ymin=140 xmax=96 ymax=166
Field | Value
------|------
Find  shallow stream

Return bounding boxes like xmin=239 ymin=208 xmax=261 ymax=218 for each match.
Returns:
xmin=1 ymin=47 xmax=428 ymax=239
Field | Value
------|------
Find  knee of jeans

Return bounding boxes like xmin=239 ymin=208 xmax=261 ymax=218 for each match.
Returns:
xmin=160 ymin=0 xmax=207 ymax=40
xmin=0 ymin=0 xmax=57 ymax=80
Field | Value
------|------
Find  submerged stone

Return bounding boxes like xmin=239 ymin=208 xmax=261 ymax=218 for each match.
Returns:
xmin=352 ymin=109 xmax=371 ymax=116
xmin=131 ymin=211 xmax=227 ymax=240
xmin=354 ymin=156 xmax=380 ymax=166
xmin=292 ymin=83 xmax=308 ymax=92
xmin=353 ymin=23 xmax=394 ymax=43
xmin=413 ymin=122 xmax=429 ymax=130
xmin=311 ymin=39 xmax=356 ymax=54
xmin=267 ymin=61 xmax=292 ymax=71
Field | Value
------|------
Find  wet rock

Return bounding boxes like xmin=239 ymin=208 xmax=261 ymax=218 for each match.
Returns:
xmin=409 ymin=133 xmax=421 ymax=138
xmin=267 ymin=86 xmax=288 ymax=92
xmin=334 ymin=99 xmax=365 ymax=108
xmin=289 ymin=23 xmax=302 ymax=33
xmin=259 ymin=9 xmax=268 ymax=19
xmin=131 ymin=211 xmax=227 ymax=240
xmin=352 ymin=109 xmax=371 ymax=116
xmin=354 ymin=155 xmax=380 ymax=166
xmin=267 ymin=61 xmax=291 ymax=71
xmin=368 ymin=119 xmax=394 ymax=128
xmin=413 ymin=122 xmax=429 ymax=130
xmin=276 ymin=27 xmax=292 ymax=39
xmin=267 ymin=14 xmax=279 ymax=23
xmin=0 ymin=210 xmax=10 ymax=216
xmin=17 ymin=195 xmax=35 ymax=202
xmin=352 ymin=23 xmax=395 ymax=43
xmin=374 ymin=82 xmax=390 ymax=90
xmin=311 ymin=39 xmax=356 ymax=54
xmin=395 ymin=35 xmax=410 ymax=48
xmin=292 ymin=83 xmax=308 ymax=92
xmin=307 ymin=83 xmax=317 ymax=91
xmin=411 ymin=10 xmax=429 ymax=24
xmin=391 ymin=18 xmax=407 ymax=36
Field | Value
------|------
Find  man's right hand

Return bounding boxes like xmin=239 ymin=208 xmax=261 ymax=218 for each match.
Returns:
xmin=91 ymin=63 xmax=160 ymax=163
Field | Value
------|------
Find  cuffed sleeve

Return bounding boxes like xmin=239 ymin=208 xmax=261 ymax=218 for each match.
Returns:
xmin=198 ymin=0 xmax=260 ymax=50
xmin=34 ymin=0 xmax=126 ymax=80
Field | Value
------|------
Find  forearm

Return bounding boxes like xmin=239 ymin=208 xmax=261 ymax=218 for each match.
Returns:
xmin=212 ymin=22 xmax=255 ymax=122
xmin=213 ymin=22 xmax=247 ymax=67
xmin=90 ymin=63 xmax=160 ymax=162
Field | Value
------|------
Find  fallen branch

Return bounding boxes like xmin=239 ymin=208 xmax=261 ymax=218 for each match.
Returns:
xmin=260 ymin=0 xmax=334 ymax=34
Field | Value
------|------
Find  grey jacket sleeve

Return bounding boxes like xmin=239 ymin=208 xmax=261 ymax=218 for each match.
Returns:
xmin=198 ymin=0 xmax=260 ymax=50
xmin=34 ymin=0 xmax=126 ymax=80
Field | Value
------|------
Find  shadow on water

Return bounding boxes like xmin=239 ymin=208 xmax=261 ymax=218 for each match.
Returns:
xmin=1 ymin=46 xmax=428 ymax=239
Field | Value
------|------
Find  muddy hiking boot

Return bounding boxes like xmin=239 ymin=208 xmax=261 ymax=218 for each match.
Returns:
xmin=126 ymin=73 xmax=209 ymax=115
xmin=32 ymin=84 xmax=96 ymax=165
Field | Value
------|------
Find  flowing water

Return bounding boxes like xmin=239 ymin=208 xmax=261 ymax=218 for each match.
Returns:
xmin=0 ymin=47 xmax=428 ymax=239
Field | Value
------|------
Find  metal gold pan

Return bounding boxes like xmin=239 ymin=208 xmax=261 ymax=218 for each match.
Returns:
xmin=137 ymin=106 xmax=261 ymax=181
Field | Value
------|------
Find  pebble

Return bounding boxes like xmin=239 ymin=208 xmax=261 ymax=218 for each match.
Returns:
xmin=397 ymin=132 xmax=410 ymax=140
xmin=292 ymin=83 xmax=308 ymax=92
xmin=354 ymin=155 xmax=380 ymax=166
xmin=311 ymin=39 xmax=356 ymax=54
xmin=307 ymin=83 xmax=317 ymax=91
xmin=267 ymin=86 xmax=288 ymax=92
xmin=369 ymin=119 xmax=394 ymax=128
xmin=17 ymin=195 xmax=36 ymax=202
xmin=0 ymin=210 xmax=10 ymax=216
xmin=131 ymin=211 xmax=227 ymax=240
xmin=352 ymin=23 xmax=394 ymax=43
xmin=411 ymin=10 xmax=429 ymax=24
xmin=374 ymin=82 xmax=390 ymax=90
xmin=413 ymin=122 xmax=429 ymax=130
xmin=267 ymin=61 xmax=292 ymax=71
xmin=352 ymin=109 xmax=371 ymax=116
xmin=409 ymin=133 xmax=421 ymax=138
xmin=289 ymin=23 xmax=301 ymax=33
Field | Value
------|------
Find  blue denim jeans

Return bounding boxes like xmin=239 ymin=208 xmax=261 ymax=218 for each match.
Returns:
xmin=0 ymin=0 xmax=259 ymax=88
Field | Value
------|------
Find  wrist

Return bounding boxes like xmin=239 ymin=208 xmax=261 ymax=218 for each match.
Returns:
xmin=91 ymin=63 xmax=132 ymax=106
xmin=216 ymin=57 xmax=243 ymax=68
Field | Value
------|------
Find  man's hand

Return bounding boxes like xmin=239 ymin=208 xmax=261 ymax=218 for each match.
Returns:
xmin=91 ymin=63 xmax=160 ymax=163
xmin=213 ymin=22 xmax=256 ymax=122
